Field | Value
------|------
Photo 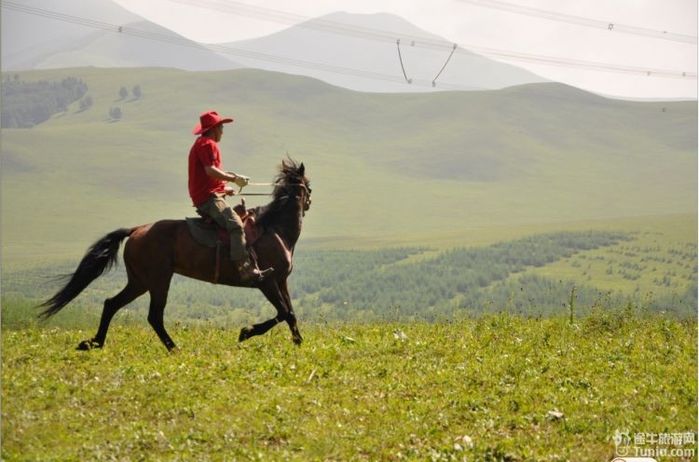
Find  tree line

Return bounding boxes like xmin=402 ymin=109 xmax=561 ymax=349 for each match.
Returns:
xmin=1 ymin=76 xmax=145 ymax=127
xmin=3 ymin=230 xmax=696 ymax=328
xmin=293 ymin=231 xmax=634 ymax=320
xmin=1 ymin=76 xmax=87 ymax=128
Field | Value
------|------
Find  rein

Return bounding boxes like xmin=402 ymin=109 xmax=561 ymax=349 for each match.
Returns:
xmin=237 ymin=182 xmax=274 ymax=196
xmin=246 ymin=182 xmax=275 ymax=187
xmin=237 ymin=182 xmax=309 ymax=197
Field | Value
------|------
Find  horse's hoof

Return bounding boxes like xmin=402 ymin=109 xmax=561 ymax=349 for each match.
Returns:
xmin=238 ymin=326 xmax=253 ymax=342
xmin=76 ymin=339 xmax=100 ymax=351
xmin=293 ymin=335 xmax=303 ymax=346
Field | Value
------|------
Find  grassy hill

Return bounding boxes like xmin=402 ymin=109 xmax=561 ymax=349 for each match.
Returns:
xmin=1 ymin=67 xmax=696 ymax=270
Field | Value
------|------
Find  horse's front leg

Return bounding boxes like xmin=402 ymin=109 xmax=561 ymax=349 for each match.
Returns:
xmin=280 ymin=278 xmax=302 ymax=345
xmin=239 ymin=279 xmax=290 ymax=343
xmin=238 ymin=316 xmax=283 ymax=342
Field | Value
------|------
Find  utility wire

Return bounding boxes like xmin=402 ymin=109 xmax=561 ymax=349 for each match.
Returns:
xmin=432 ymin=44 xmax=458 ymax=86
xmin=3 ymin=0 xmax=696 ymax=81
xmin=396 ymin=39 xmax=413 ymax=84
xmin=456 ymin=0 xmax=697 ymax=44
xmin=165 ymin=0 xmax=697 ymax=79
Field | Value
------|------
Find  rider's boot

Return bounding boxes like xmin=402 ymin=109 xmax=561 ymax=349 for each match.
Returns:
xmin=237 ymin=256 xmax=274 ymax=283
xmin=230 ymin=230 xmax=273 ymax=283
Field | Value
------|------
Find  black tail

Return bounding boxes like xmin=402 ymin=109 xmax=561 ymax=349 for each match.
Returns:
xmin=39 ymin=228 xmax=134 ymax=319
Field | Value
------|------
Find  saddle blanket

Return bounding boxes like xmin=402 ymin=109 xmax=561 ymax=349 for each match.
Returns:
xmin=185 ymin=214 xmax=261 ymax=249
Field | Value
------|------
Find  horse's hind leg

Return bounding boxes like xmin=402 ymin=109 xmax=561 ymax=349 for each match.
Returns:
xmin=77 ymin=277 xmax=146 ymax=350
xmin=147 ymin=277 xmax=177 ymax=352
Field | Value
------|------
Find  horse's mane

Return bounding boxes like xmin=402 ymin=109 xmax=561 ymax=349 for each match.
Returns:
xmin=255 ymin=158 xmax=307 ymax=229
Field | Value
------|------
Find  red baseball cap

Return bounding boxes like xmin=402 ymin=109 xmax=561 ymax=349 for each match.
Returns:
xmin=192 ymin=110 xmax=233 ymax=135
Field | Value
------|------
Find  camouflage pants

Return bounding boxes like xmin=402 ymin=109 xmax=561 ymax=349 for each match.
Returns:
xmin=196 ymin=195 xmax=247 ymax=261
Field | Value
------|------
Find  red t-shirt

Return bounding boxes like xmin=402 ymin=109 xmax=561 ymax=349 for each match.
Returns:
xmin=188 ymin=136 xmax=226 ymax=206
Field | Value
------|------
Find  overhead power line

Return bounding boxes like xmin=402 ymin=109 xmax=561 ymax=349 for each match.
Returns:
xmin=2 ymin=0 xmax=696 ymax=83
xmin=456 ymin=0 xmax=697 ymax=44
xmin=166 ymin=0 xmax=697 ymax=79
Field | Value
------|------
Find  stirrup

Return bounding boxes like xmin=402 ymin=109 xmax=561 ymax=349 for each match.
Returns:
xmin=237 ymin=260 xmax=274 ymax=283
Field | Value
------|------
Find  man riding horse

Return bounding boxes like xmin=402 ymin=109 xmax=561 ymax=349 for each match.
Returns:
xmin=188 ymin=110 xmax=272 ymax=283
xmin=39 ymin=112 xmax=311 ymax=351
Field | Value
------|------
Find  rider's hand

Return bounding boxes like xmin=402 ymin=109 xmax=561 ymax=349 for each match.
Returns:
xmin=224 ymin=186 xmax=236 ymax=196
xmin=233 ymin=175 xmax=250 ymax=188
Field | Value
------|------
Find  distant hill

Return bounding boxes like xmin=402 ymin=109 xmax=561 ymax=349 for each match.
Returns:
xmin=0 ymin=67 xmax=695 ymax=266
xmin=218 ymin=12 xmax=548 ymax=93
xmin=31 ymin=21 xmax=241 ymax=71
xmin=2 ymin=0 xmax=138 ymax=70
xmin=1 ymin=0 xmax=241 ymax=71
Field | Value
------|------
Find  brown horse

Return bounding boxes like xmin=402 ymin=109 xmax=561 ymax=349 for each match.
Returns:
xmin=40 ymin=159 xmax=312 ymax=351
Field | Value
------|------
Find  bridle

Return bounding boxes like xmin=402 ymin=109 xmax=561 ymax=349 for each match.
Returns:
xmin=290 ymin=182 xmax=312 ymax=214
xmin=237 ymin=180 xmax=311 ymax=214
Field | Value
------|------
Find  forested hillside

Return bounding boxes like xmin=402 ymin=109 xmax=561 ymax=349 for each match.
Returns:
xmin=3 ymin=229 xmax=696 ymax=330
xmin=1 ymin=75 xmax=87 ymax=128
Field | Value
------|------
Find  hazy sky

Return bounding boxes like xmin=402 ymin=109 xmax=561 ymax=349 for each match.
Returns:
xmin=112 ymin=0 xmax=697 ymax=98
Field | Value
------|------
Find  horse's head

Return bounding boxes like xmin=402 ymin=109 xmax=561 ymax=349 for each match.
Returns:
xmin=275 ymin=158 xmax=312 ymax=215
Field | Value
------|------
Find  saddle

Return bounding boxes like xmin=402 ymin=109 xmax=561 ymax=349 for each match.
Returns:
xmin=185 ymin=200 xmax=262 ymax=249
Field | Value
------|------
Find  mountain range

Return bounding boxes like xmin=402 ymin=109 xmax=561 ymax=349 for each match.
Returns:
xmin=2 ymin=0 xmax=546 ymax=92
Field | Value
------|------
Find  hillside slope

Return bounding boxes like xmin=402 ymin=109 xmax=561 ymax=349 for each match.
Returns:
xmin=32 ymin=21 xmax=241 ymax=71
xmin=2 ymin=0 xmax=140 ymax=69
xmin=1 ymin=67 xmax=696 ymax=266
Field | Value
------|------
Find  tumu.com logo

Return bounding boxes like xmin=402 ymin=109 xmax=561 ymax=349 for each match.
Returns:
xmin=612 ymin=428 xmax=697 ymax=461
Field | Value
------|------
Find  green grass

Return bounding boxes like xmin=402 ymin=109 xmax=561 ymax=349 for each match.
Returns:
xmin=2 ymin=313 xmax=696 ymax=461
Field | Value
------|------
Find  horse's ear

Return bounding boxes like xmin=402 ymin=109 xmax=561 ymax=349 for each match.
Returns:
xmin=299 ymin=162 xmax=305 ymax=176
